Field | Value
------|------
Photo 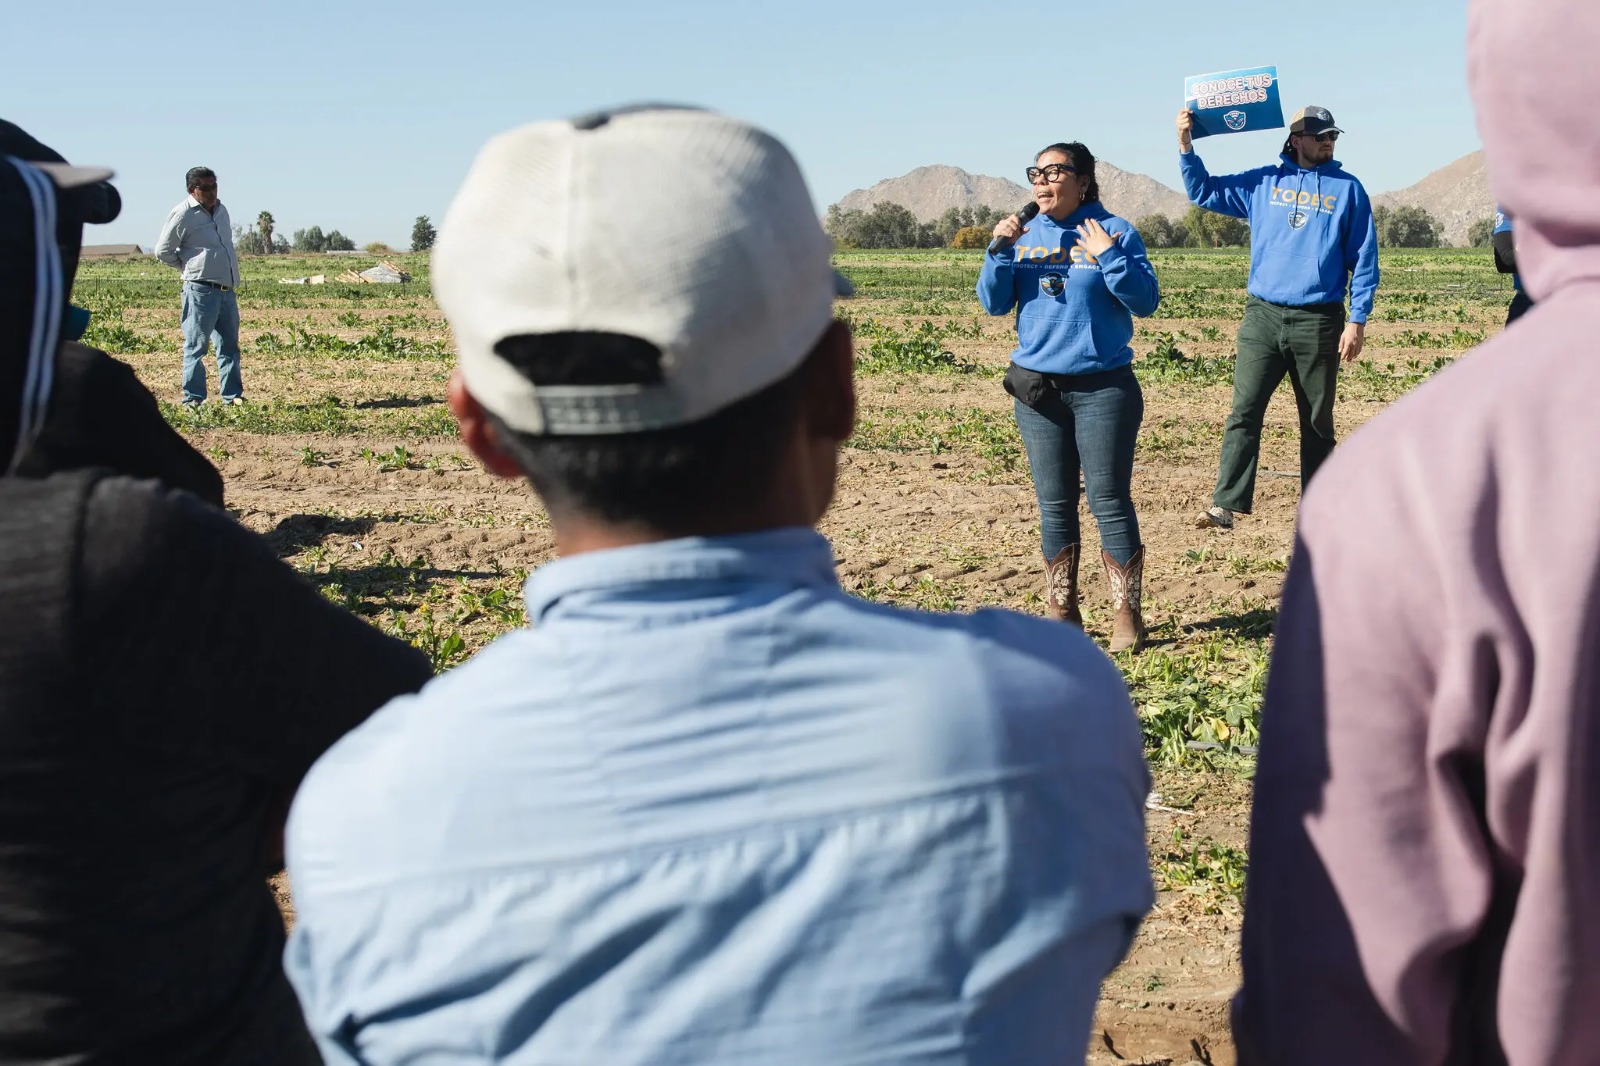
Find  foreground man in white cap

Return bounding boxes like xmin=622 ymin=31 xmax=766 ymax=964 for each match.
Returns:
xmin=284 ymin=106 xmax=1152 ymax=1065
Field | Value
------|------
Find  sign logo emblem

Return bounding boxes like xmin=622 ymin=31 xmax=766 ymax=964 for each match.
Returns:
xmin=1040 ymin=272 xmax=1065 ymax=297
xmin=1223 ymin=110 xmax=1247 ymax=131
xmin=1288 ymin=209 xmax=1308 ymax=230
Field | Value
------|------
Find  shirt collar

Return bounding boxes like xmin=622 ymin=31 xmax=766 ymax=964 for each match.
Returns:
xmin=523 ymin=527 xmax=839 ymax=622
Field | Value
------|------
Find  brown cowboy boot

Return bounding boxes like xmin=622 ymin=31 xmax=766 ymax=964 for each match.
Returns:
xmin=1102 ymin=548 xmax=1147 ymax=653
xmin=1044 ymin=544 xmax=1083 ymax=626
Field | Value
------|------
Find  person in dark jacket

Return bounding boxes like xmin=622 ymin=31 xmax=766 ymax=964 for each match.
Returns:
xmin=1 ymin=138 xmax=434 ymax=1064
xmin=0 ymin=119 xmax=223 ymax=504
xmin=1493 ymin=205 xmax=1534 ymax=325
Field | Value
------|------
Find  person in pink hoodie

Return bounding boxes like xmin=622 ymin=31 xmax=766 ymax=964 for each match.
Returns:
xmin=1231 ymin=1 xmax=1600 ymax=1062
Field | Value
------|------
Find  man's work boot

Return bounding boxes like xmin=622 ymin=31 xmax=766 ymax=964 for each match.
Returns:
xmin=1044 ymin=544 xmax=1082 ymax=627
xmin=1103 ymin=548 xmax=1148 ymax=653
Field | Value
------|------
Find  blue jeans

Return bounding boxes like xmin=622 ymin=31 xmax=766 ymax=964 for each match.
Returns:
xmin=1013 ymin=365 xmax=1144 ymax=566
xmin=181 ymin=281 xmax=242 ymax=402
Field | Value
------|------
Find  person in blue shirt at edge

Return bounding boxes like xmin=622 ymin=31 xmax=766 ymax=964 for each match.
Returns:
xmin=977 ymin=142 xmax=1160 ymax=653
xmin=1493 ymin=205 xmax=1533 ymax=324
xmin=283 ymin=106 xmax=1154 ymax=1066
xmin=1177 ymin=105 xmax=1380 ymax=532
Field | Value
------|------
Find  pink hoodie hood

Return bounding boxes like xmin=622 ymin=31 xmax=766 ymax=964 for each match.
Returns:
xmin=1469 ymin=0 xmax=1600 ymax=300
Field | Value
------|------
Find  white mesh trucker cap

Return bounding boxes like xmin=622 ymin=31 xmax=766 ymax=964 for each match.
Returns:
xmin=432 ymin=105 xmax=851 ymax=435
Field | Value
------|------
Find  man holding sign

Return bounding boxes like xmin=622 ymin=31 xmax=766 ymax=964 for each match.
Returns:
xmin=1178 ymin=103 xmax=1379 ymax=531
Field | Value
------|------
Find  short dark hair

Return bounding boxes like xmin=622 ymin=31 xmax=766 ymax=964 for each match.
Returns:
xmin=483 ymin=332 xmax=808 ymax=533
xmin=1036 ymin=142 xmax=1101 ymax=205
xmin=185 ymin=167 xmax=216 ymax=191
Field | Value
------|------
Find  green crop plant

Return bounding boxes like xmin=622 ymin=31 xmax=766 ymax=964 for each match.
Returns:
xmin=1157 ymin=828 xmax=1249 ymax=913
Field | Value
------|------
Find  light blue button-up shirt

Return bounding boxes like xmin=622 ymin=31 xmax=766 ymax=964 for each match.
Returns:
xmin=285 ymin=528 xmax=1152 ymax=1065
xmin=153 ymin=195 xmax=238 ymax=287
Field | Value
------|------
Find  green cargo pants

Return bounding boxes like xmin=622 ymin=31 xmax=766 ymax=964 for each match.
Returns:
xmin=1212 ymin=296 xmax=1344 ymax=514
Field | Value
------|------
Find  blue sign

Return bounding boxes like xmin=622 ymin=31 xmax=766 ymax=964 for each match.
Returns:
xmin=1185 ymin=65 xmax=1284 ymax=139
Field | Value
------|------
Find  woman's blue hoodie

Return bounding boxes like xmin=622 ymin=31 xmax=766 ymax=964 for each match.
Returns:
xmin=976 ymin=202 xmax=1160 ymax=376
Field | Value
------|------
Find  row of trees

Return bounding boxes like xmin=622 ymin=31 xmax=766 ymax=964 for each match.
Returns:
xmin=1132 ymin=208 xmax=1250 ymax=248
xmin=1372 ymin=205 xmax=1442 ymax=248
xmin=826 ymin=200 xmax=1252 ymax=250
xmin=234 ymin=199 xmax=1488 ymax=256
xmin=1466 ymin=214 xmax=1496 ymax=247
xmin=825 ymin=198 xmax=1491 ymax=252
xmin=825 ymin=202 xmax=1018 ymax=250
xmin=231 ymin=212 xmax=440 ymax=255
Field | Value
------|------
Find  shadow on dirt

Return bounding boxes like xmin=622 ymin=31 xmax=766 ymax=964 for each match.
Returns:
xmin=354 ymin=395 xmax=441 ymax=410
xmin=265 ymin=513 xmax=380 ymax=555
xmin=1184 ymin=607 xmax=1278 ymax=640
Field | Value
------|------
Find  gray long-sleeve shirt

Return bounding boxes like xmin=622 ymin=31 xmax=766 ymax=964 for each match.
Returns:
xmin=153 ymin=196 xmax=238 ymax=287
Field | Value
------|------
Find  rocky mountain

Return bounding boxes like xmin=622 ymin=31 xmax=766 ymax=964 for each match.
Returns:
xmin=835 ymin=152 xmax=1495 ymax=245
xmin=833 ymin=165 xmax=1029 ymax=220
xmin=833 ymin=162 xmax=1190 ymax=224
xmin=1095 ymin=162 xmax=1193 ymax=223
xmin=1373 ymin=150 xmax=1492 ymax=247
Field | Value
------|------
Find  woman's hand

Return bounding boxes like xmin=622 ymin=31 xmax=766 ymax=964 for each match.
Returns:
xmin=1074 ymin=218 xmax=1121 ymax=258
xmin=992 ymin=216 xmax=1028 ymax=245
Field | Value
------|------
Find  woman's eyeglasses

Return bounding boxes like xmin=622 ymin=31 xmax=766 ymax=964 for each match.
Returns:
xmin=1025 ymin=164 xmax=1076 ymax=184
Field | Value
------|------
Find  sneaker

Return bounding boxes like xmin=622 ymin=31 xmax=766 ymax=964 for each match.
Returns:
xmin=1196 ymin=505 xmax=1234 ymax=530
xmin=222 ymin=396 xmax=246 ymax=407
xmin=180 ymin=398 xmax=202 ymax=410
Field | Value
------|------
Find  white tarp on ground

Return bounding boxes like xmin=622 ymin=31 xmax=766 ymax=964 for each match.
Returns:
xmin=355 ymin=261 xmax=411 ymax=284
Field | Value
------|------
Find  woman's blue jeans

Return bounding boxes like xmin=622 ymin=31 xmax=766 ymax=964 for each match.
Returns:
xmin=1012 ymin=364 xmax=1143 ymax=566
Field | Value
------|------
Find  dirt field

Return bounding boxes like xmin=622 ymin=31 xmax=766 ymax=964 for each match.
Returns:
xmin=76 ymin=246 xmax=1510 ymax=1064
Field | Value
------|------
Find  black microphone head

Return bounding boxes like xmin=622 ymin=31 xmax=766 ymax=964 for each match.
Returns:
xmin=1017 ymin=202 xmax=1040 ymax=223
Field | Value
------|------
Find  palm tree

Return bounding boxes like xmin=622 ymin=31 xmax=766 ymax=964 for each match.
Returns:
xmin=257 ymin=211 xmax=275 ymax=255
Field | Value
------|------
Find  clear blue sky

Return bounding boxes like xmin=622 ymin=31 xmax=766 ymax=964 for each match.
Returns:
xmin=6 ymin=0 xmax=1474 ymax=249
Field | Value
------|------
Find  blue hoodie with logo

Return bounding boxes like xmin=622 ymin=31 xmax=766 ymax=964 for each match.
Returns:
xmin=976 ymin=202 xmax=1160 ymax=376
xmin=1179 ymin=151 xmax=1379 ymax=323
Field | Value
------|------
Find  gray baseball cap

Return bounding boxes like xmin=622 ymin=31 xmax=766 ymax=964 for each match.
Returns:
xmin=1288 ymin=106 xmax=1343 ymax=136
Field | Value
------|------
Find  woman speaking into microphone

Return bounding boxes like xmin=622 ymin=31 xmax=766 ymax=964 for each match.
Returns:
xmin=978 ymin=142 xmax=1160 ymax=652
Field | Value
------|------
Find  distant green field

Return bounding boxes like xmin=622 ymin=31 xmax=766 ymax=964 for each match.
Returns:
xmin=829 ymin=245 xmax=1514 ymax=311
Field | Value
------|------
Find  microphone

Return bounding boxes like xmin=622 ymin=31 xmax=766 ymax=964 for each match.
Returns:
xmin=988 ymin=201 xmax=1040 ymax=254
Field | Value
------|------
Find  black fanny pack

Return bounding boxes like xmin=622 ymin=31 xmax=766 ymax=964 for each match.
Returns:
xmin=1002 ymin=362 xmax=1054 ymax=409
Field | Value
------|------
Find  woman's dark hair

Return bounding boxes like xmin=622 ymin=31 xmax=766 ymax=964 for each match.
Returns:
xmin=1035 ymin=142 xmax=1100 ymax=205
xmin=483 ymin=332 xmax=809 ymax=534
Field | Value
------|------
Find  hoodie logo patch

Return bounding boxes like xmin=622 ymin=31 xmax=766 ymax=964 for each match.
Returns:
xmin=1223 ymin=110 xmax=1247 ymax=131
xmin=1287 ymin=209 xmax=1309 ymax=229
xmin=1040 ymin=272 xmax=1065 ymax=297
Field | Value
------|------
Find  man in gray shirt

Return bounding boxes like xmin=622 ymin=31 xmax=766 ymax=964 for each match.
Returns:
xmin=154 ymin=167 xmax=243 ymax=406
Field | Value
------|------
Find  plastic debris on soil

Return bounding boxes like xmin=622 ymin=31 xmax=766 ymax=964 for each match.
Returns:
xmin=339 ymin=260 xmax=411 ymax=284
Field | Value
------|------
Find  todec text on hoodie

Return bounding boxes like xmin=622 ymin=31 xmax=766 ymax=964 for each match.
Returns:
xmin=976 ymin=203 xmax=1160 ymax=377
xmin=1179 ymin=152 xmax=1379 ymax=323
